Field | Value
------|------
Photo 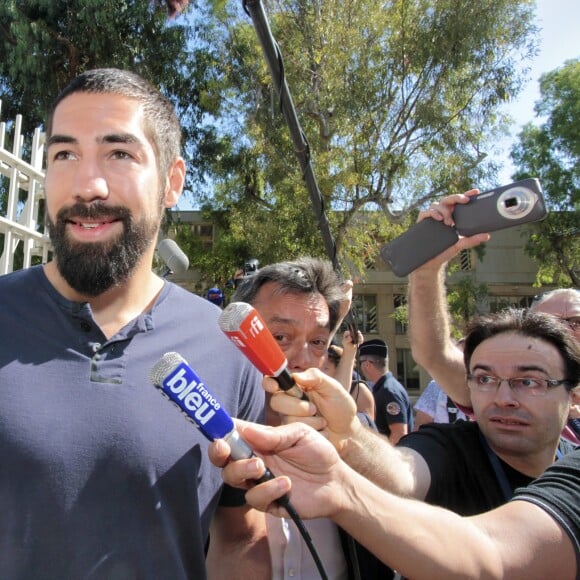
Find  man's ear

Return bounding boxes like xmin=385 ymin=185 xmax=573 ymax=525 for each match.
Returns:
xmin=163 ymin=157 xmax=186 ymax=208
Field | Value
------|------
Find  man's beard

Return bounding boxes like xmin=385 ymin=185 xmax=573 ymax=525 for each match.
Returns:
xmin=47 ymin=202 xmax=160 ymax=296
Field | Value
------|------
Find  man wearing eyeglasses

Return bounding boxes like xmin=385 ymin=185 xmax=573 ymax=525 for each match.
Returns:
xmin=212 ymin=307 xmax=579 ymax=523
xmin=398 ymin=307 xmax=578 ymax=514
xmin=378 ymin=307 xmax=576 ymax=515
xmin=405 ymin=192 xmax=580 ymax=444
xmin=406 ymin=191 xmax=579 ymax=410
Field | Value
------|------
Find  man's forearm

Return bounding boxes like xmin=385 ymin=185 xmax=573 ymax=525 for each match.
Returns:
xmin=335 ymin=346 xmax=356 ymax=392
xmin=332 ymin=467 xmax=503 ymax=579
xmin=407 ymin=265 xmax=471 ymax=406
xmin=333 ymin=467 xmax=574 ymax=580
xmin=339 ymin=422 xmax=429 ymax=499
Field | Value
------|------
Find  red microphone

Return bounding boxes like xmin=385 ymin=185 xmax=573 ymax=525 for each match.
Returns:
xmin=218 ymin=302 xmax=305 ymax=399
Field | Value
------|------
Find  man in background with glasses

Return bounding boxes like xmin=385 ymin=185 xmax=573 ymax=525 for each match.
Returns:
xmin=212 ymin=308 xmax=578 ymax=523
xmin=405 ymin=190 xmax=580 ymax=443
xmin=407 ymin=192 xmax=579 ymax=409
xmin=384 ymin=308 xmax=576 ymax=514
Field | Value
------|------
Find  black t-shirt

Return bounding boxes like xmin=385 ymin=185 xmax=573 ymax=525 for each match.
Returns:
xmin=399 ymin=422 xmax=535 ymax=515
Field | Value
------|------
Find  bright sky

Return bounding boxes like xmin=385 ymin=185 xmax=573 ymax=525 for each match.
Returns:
xmin=497 ymin=0 xmax=580 ymax=181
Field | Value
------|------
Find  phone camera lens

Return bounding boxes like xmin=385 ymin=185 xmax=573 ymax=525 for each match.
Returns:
xmin=497 ymin=187 xmax=536 ymax=220
xmin=504 ymin=197 xmax=519 ymax=208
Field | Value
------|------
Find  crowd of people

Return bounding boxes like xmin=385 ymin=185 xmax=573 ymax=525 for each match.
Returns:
xmin=0 ymin=65 xmax=577 ymax=579
xmin=211 ymin=215 xmax=579 ymax=578
xmin=210 ymin=190 xmax=579 ymax=577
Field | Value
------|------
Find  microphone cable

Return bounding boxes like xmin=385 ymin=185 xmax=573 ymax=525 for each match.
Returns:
xmin=151 ymin=352 xmax=329 ymax=578
xmin=273 ymin=492 xmax=330 ymax=580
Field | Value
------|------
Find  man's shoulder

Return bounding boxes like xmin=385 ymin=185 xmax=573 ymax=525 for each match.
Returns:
xmin=159 ymin=281 xmax=222 ymax=319
xmin=152 ymin=283 xmax=261 ymax=380
xmin=0 ymin=265 xmax=41 ymax=288
xmin=399 ymin=422 xmax=489 ymax=482
xmin=162 ymin=280 xmax=207 ymax=303
xmin=559 ymin=437 xmax=579 ymax=457
xmin=400 ymin=420 xmax=480 ymax=449
xmin=383 ymin=372 xmax=404 ymax=388
xmin=0 ymin=266 xmax=46 ymax=308
xmin=381 ymin=372 xmax=410 ymax=399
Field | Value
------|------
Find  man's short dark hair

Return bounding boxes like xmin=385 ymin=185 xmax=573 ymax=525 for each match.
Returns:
xmin=46 ymin=68 xmax=181 ymax=179
xmin=232 ymin=257 xmax=346 ymax=333
xmin=463 ymin=308 xmax=580 ymax=388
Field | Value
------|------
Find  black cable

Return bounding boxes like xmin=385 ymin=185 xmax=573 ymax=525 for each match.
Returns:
xmin=254 ymin=465 xmax=329 ymax=580
xmin=277 ymin=494 xmax=330 ymax=580
xmin=240 ymin=3 xmax=361 ymax=575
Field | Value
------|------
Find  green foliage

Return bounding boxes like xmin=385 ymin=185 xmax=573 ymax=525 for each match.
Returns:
xmin=510 ymin=59 xmax=580 ymax=287
xmin=447 ymin=276 xmax=488 ymax=336
xmin=0 ymin=0 xmax=220 ymax=186
xmin=202 ymin=0 xmax=537 ymax=277
xmin=390 ymin=301 xmax=408 ymax=327
xmin=0 ymin=1 xmax=544 ymax=283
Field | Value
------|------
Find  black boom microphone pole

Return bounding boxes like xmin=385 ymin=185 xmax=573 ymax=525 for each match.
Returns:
xmin=242 ymin=0 xmax=359 ymax=339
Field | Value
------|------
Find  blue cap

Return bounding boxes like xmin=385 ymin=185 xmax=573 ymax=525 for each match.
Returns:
xmin=206 ymin=287 xmax=224 ymax=306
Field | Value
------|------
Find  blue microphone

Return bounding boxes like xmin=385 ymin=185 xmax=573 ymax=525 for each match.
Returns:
xmin=150 ymin=351 xmax=259 ymax=460
xmin=149 ymin=353 xmax=326 ymax=575
xmin=149 ymin=351 xmax=281 ymax=494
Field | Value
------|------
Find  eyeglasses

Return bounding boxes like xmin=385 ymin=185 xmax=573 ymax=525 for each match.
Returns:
xmin=467 ymin=374 xmax=571 ymax=397
xmin=563 ymin=318 xmax=580 ymax=331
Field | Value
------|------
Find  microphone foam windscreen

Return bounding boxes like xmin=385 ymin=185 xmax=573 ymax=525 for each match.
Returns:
xmin=157 ymin=239 xmax=189 ymax=275
xmin=218 ymin=302 xmax=255 ymax=332
xmin=149 ymin=351 xmax=184 ymax=386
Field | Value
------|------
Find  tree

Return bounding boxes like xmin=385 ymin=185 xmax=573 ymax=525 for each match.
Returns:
xmin=447 ymin=275 xmax=488 ymax=336
xmin=197 ymin=0 xmax=538 ymax=277
xmin=0 ymin=0 xmax=219 ymax=187
xmin=510 ymin=59 xmax=580 ymax=287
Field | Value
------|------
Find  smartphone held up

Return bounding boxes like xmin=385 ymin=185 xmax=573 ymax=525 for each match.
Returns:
xmin=380 ymin=178 xmax=547 ymax=277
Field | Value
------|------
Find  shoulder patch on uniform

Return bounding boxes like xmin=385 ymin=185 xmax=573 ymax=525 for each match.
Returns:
xmin=386 ymin=402 xmax=401 ymax=415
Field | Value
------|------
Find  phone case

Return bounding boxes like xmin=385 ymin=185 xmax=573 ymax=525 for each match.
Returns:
xmin=380 ymin=219 xmax=459 ymax=277
xmin=453 ymin=178 xmax=547 ymax=236
xmin=380 ymin=178 xmax=547 ymax=277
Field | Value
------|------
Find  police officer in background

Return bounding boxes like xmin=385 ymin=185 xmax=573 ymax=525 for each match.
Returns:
xmin=358 ymin=338 xmax=413 ymax=443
